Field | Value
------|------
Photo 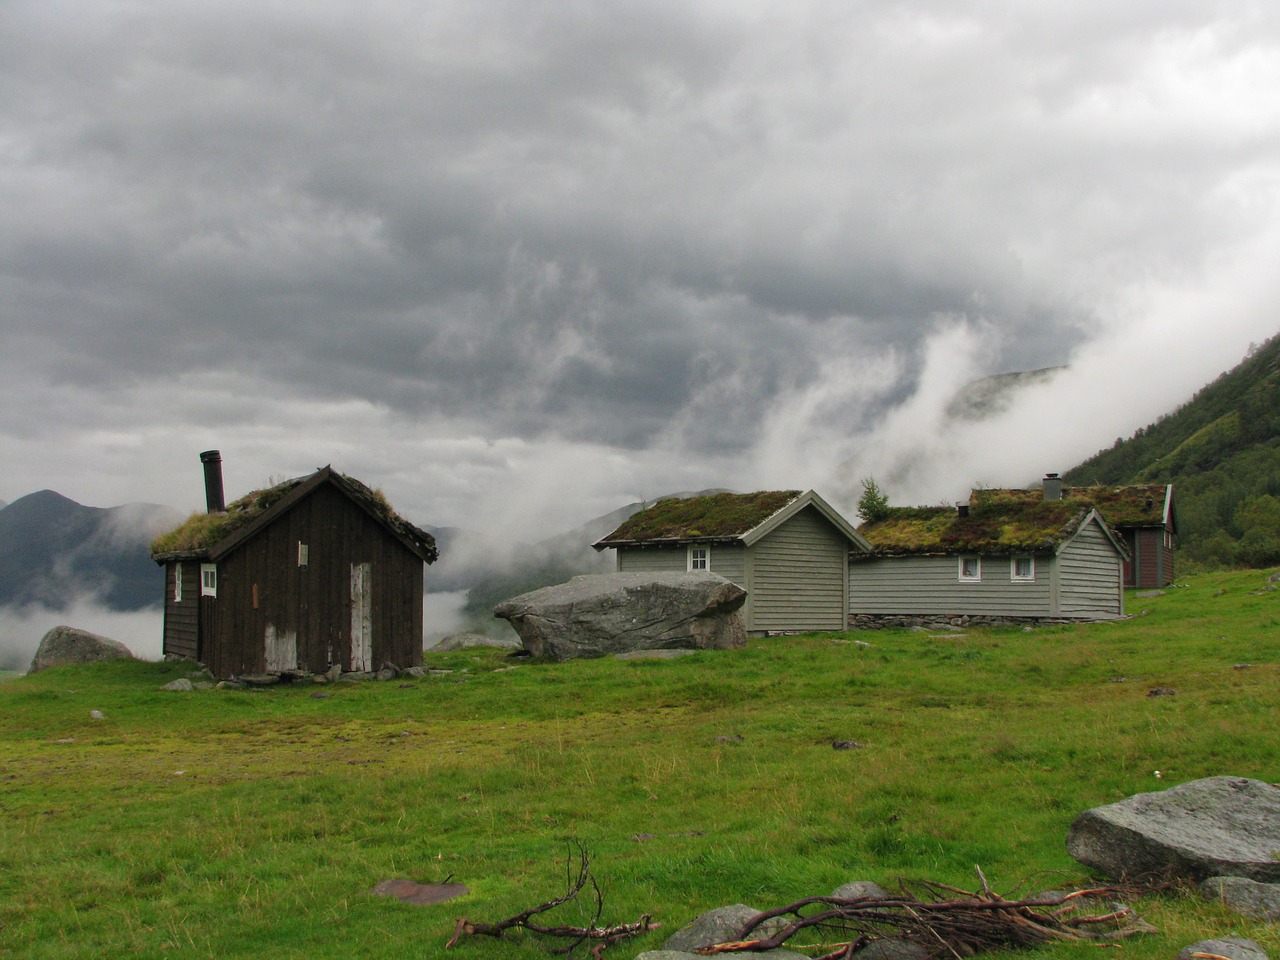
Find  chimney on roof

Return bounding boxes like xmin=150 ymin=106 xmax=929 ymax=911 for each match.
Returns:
xmin=1043 ymin=473 xmax=1062 ymax=502
xmin=200 ymin=450 xmax=225 ymax=514
xmin=957 ymin=500 xmax=970 ymax=518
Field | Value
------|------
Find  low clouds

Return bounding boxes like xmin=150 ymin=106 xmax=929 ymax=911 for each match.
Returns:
xmin=3 ymin=1 xmax=1279 ymax=537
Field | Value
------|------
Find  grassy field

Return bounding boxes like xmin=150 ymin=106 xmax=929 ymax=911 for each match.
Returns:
xmin=2 ymin=569 xmax=1279 ymax=959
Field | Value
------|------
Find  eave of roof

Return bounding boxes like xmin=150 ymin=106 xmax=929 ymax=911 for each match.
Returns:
xmin=151 ymin=466 xmax=437 ymax=564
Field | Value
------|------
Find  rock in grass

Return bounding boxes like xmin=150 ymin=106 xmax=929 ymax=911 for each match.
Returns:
xmin=663 ymin=904 xmax=789 ymax=954
xmin=160 ymin=678 xmax=194 ymax=692
xmin=494 ymin=572 xmax=746 ymax=660
xmin=1177 ymin=938 xmax=1270 ymax=960
xmin=1201 ymin=876 xmax=1280 ymax=920
xmin=1067 ymin=777 xmax=1280 ymax=882
xmin=831 ymin=880 xmax=890 ymax=899
xmin=28 ymin=625 xmax=133 ymax=674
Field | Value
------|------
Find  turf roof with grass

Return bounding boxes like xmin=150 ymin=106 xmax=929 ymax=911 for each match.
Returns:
xmin=150 ymin=467 xmax=436 ymax=562
xmin=596 ymin=490 xmax=803 ymax=544
xmin=859 ymin=487 xmax=1126 ymax=556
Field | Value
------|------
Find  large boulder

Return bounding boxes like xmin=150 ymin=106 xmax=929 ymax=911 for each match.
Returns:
xmin=28 ymin=625 xmax=134 ymax=674
xmin=1066 ymin=777 xmax=1280 ymax=882
xmin=493 ymin=572 xmax=747 ymax=661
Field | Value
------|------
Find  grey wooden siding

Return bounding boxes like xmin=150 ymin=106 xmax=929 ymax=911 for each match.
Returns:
xmin=617 ymin=545 xmax=686 ymax=573
xmin=1056 ymin=522 xmax=1123 ymax=618
xmin=161 ymin=560 xmax=200 ymax=660
xmin=750 ymin=506 xmax=847 ymax=631
xmin=849 ymin=553 xmax=1054 ymax=617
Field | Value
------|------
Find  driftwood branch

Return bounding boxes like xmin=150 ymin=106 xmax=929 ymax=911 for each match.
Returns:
xmin=445 ymin=840 xmax=661 ymax=957
xmin=695 ymin=871 xmax=1159 ymax=957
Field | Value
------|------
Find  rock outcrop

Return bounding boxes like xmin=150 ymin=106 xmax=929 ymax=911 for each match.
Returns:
xmin=28 ymin=625 xmax=134 ymax=674
xmin=1066 ymin=777 xmax=1280 ymax=882
xmin=493 ymin=572 xmax=747 ymax=660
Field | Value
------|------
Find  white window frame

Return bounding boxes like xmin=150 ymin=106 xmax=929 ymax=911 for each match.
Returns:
xmin=200 ymin=563 xmax=218 ymax=598
xmin=174 ymin=564 xmax=183 ymax=603
xmin=1011 ymin=555 xmax=1035 ymax=581
xmin=687 ymin=544 xmax=710 ymax=572
xmin=958 ymin=556 xmax=981 ymax=582
xmin=298 ymin=542 xmax=309 ymax=568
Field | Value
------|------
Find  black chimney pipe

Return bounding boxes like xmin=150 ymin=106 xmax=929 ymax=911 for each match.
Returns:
xmin=200 ymin=450 xmax=226 ymax=513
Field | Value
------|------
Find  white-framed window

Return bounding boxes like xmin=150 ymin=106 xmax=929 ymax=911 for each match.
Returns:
xmin=688 ymin=545 xmax=709 ymax=571
xmin=174 ymin=564 xmax=183 ymax=603
xmin=200 ymin=563 xmax=218 ymax=597
xmin=298 ymin=542 xmax=309 ymax=567
xmin=958 ymin=556 xmax=981 ymax=582
xmin=1011 ymin=556 xmax=1035 ymax=581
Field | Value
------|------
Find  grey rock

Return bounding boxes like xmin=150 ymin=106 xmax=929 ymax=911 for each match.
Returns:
xmin=160 ymin=678 xmax=194 ymax=692
xmin=664 ymin=904 xmax=786 ymax=954
xmin=215 ymin=680 xmax=245 ymax=690
xmin=325 ymin=664 xmax=343 ymax=682
xmin=635 ymin=952 xmax=704 ymax=960
xmin=401 ymin=666 xmax=426 ymax=678
xmin=494 ymin=572 xmax=747 ymax=661
xmin=89 ymin=709 xmax=105 ymax=720
xmin=1177 ymin=938 xmax=1269 ymax=960
xmin=430 ymin=632 xmax=520 ymax=652
xmin=238 ymin=673 xmax=280 ymax=686
xmin=376 ymin=667 xmax=397 ymax=681
xmin=1067 ymin=776 xmax=1280 ymax=882
xmin=28 ymin=625 xmax=133 ymax=674
xmin=831 ymin=880 xmax=891 ymax=900
xmin=1201 ymin=876 xmax=1280 ymax=920
xmin=614 ymin=648 xmax=699 ymax=660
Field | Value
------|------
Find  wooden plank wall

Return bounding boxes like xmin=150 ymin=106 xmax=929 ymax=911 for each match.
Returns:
xmin=849 ymin=553 xmax=1053 ymax=617
xmin=1057 ymin=522 xmax=1123 ymax=617
xmin=205 ymin=483 xmax=423 ymax=676
xmin=750 ymin=506 xmax=847 ymax=631
xmin=161 ymin=560 xmax=199 ymax=660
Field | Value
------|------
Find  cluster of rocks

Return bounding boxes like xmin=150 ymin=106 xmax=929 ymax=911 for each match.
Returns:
xmin=636 ymin=777 xmax=1278 ymax=960
xmin=847 ymin=614 xmax=1061 ymax=631
xmin=1067 ymin=775 xmax=1280 ymax=924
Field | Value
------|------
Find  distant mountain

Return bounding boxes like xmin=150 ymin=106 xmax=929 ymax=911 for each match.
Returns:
xmin=0 ymin=491 xmax=184 ymax=610
xmin=946 ymin=366 xmax=1065 ymax=421
xmin=1064 ymin=331 xmax=1280 ymax=569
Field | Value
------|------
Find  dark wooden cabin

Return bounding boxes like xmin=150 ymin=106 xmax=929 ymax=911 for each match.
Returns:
xmin=151 ymin=454 xmax=437 ymax=678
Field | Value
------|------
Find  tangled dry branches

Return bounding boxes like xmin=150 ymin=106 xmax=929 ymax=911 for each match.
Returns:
xmin=445 ymin=840 xmax=660 ymax=958
xmin=701 ymin=869 xmax=1159 ymax=959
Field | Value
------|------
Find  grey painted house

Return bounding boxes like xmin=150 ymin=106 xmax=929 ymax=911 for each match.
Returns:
xmin=850 ymin=488 xmax=1129 ymax=624
xmin=593 ymin=489 xmax=871 ymax=635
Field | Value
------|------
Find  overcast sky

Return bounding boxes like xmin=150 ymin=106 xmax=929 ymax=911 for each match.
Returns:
xmin=3 ymin=0 xmax=1279 ymax=541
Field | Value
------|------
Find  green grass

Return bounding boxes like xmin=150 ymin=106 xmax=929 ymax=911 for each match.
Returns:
xmin=2 ymin=569 xmax=1279 ymax=959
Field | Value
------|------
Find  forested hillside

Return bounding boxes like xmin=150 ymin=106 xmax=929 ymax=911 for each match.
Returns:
xmin=1064 ymin=331 xmax=1280 ymax=569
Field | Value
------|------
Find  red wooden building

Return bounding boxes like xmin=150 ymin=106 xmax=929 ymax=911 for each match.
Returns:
xmin=151 ymin=453 xmax=437 ymax=679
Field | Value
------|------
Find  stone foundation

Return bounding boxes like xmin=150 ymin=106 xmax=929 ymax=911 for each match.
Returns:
xmin=847 ymin=613 xmax=1087 ymax=630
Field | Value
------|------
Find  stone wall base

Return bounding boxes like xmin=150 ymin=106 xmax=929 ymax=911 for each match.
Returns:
xmin=848 ymin=613 xmax=1092 ymax=630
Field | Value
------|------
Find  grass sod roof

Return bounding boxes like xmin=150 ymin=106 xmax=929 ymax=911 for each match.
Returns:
xmin=859 ymin=484 xmax=1167 ymax=556
xmin=596 ymin=490 xmax=803 ymax=544
xmin=859 ymin=493 xmax=1092 ymax=556
xmin=149 ymin=468 xmax=437 ymax=563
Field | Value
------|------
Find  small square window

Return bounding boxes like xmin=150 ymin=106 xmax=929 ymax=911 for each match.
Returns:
xmin=200 ymin=563 xmax=218 ymax=597
xmin=1011 ymin=556 xmax=1035 ymax=581
xmin=688 ymin=545 xmax=709 ymax=571
xmin=958 ymin=556 xmax=981 ymax=582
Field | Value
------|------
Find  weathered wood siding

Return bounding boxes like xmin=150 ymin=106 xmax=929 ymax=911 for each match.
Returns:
xmin=202 ymin=483 xmax=423 ymax=678
xmin=849 ymin=554 xmax=1053 ymax=617
xmin=1056 ymin=522 xmax=1123 ymax=618
xmin=749 ymin=506 xmax=848 ymax=632
xmin=1129 ymin=527 xmax=1174 ymax=588
xmin=161 ymin=560 xmax=200 ymax=660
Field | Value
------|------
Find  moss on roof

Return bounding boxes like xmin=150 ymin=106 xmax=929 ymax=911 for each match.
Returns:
xmin=150 ymin=469 xmax=436 ymax=562
xmin=859 ymin=494 xmax=1087 ymax=555
xmin=859 ymin=483 xmax=1166 ymax=556
xmin=598 ymin=490 xmax=802 ymax=543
